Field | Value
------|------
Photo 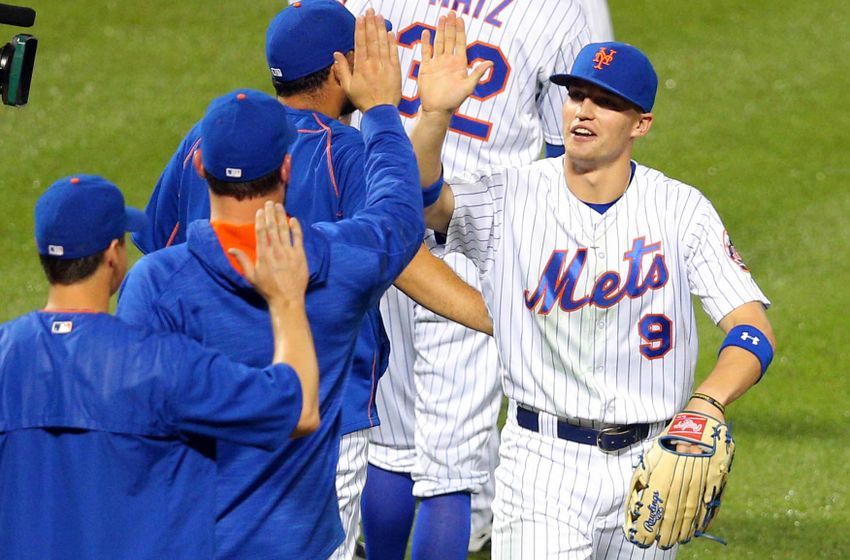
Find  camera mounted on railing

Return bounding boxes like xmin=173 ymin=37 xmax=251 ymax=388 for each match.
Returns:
xmin=0 ymin=3 xmax=37 ymax=107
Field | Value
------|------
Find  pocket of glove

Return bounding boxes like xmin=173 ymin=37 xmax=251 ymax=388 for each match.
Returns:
xmin=623 ymin=411 xmax=735 ymax=550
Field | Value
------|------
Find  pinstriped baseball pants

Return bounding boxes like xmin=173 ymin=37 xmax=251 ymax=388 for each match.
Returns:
xmin=329 ymin=429 xmax=370 ymax=560
xmin=492 ymin=402 xmax=677 ymax=559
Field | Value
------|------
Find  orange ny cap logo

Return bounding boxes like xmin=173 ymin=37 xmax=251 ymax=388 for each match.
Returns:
xmin=593 ymin=47 xmax=617 ymax=70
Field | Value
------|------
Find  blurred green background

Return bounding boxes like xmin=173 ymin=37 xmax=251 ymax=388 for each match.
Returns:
xmin=0 ymin=1 xmax=848 ymax=558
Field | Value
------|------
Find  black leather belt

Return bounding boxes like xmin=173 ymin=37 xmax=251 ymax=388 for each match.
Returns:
xmin=516 ymin=404 xmax=655 ymax=452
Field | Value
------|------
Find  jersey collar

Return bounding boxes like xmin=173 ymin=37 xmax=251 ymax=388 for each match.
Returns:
xmin=186 ymin=220 xmax=329 ymax=291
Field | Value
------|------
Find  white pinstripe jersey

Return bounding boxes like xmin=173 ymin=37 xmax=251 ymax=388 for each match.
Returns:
xmin=577 ymin=0 xmax=614 ymax=43
xmin=445 ymin=157 xmax=770 ymax=423
xmin=346 ymin=0 xmax=591 ymax=178
xmin=343 ymin=0 xmax=592 ymax=449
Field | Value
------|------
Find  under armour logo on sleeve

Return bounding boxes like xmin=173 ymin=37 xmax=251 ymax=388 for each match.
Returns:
xmin=740 ymin=332 xmax=759 ymax=345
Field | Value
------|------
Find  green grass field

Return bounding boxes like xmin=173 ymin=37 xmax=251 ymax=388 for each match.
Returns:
xmin=1 ymin=1 xmax=848 ymax=558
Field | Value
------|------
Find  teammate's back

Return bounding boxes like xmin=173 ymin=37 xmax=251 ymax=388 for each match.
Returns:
xmin=0 ymin=311 xmax=301 ymax=560
xmin=118 ymin=27 xmax=424 ymax=554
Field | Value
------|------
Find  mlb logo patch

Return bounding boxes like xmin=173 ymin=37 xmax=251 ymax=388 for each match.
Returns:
xmin=667 ymin=413 xmax=707 ymax=439
xmin=225 ymin=168 xmax=243 ymax=179
xmin=51 ymin=321 xmax=73 ymax=334
xmin=48 ymin=245 xmax=65 ymax=256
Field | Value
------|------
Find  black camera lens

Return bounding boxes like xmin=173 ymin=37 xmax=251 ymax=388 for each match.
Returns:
xmin=0 ymin=33 xmax=37 ymax=106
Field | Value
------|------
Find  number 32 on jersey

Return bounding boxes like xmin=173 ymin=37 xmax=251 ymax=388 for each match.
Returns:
xmin=397 ymin=22 xmax=511 ymax=142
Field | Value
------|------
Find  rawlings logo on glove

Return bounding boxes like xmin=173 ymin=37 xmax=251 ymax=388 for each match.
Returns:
xmin=667 ymin=414 xmax=707 ymax=438
xmin=623 ymin=411 xmax=735 ymax=550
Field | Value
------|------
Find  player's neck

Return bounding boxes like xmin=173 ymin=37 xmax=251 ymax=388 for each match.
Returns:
xmin=563 ymin=154 xmax=633 ymax=204
xmin=44 ymin=274 xmax=112 ymax=314
xmin=278 ymin=93 xmax=342 ymax=120
xmin=209 ymin=190 xmax=284 ymax=225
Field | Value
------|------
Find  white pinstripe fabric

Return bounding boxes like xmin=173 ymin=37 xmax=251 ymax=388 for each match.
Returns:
xmin=492 ymin=402 xmax=676 ymax=559
xmin=329 ymin=429 xmax=371 ymax=560
xmin=446 ymin=158 xmax=770 ymax=424
xmin=411 ymin=254 xmax=502 ymax=497
xmin=346 ymin=0 xmax=592 ymax=500
xmin=369 ymin=286 xmax=418 ymax=452
xmin=577 ymin=0 xmax=615 ymax=43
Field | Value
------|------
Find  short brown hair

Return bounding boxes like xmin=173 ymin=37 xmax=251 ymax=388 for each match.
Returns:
xmin=272 ymin=64 xmax=332 ymax=98
xmin=203 ymin=167 xmax=282 ymax=201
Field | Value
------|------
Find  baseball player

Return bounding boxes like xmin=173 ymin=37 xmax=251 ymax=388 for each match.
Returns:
xmin=134 ymin=4 xmax=489 ymax=556
xmin=0 ymin=175 xmax=319 ymax=559
xmin=411 ymin=19 xmax=776 ymax=558
xmin=343 ymin=1 xmax=603 ymax=556
xmin=118 ymin=13 xmax=426 ymax=559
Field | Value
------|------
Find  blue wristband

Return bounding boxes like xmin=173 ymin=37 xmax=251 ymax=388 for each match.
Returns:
xmin=719 ymin=325 xmax=773 ymax=380
xmin=422 ymin=171 xmax=444 ymax=208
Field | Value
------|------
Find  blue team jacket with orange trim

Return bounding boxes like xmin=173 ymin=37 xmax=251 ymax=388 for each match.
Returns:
xmin=0 ymin=311 xmax=302 ymax=560
xmin=118 ymin=105 xmax=423 ymax=560
xmin=133 ymin=106 xmax=388 ymax=434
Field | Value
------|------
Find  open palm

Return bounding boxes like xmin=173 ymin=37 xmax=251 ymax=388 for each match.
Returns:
xmin=417 ymin=12 xmax=493 ymax=115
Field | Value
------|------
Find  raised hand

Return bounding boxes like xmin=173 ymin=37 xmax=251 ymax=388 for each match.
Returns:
xmin=333 ymin=9 xmax=402 ymax=112
xmin=417 ymin=11 xmax=493 ymax=115
xmin=230 ymin=201 xmax=309 ymax=307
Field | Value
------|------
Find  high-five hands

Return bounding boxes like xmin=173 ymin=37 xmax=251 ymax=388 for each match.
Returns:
xmin=417 ymin=12 xmax=494 ymax=115
xmin=333 ymin=9 xmax=402 ymax=112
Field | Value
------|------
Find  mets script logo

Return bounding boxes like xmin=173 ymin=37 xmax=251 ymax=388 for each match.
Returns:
xmin=643 ymin=491 xmax=664 ymax=531
xmin=524 ymin=238 xmax=668 ymax=314
xmin=668 ymin=414 xmax=707 ymax=438
xmin=593 ymin=47 xmax=617 ymax=70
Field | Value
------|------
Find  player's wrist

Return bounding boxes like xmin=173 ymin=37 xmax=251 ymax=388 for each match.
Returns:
xmin=418 ymin=107 xmax=454 ymax=123
xmin=267 ymin=295 xmax=307 ymax=314
xmin=684 ymin=394 xmax=726 ymax=420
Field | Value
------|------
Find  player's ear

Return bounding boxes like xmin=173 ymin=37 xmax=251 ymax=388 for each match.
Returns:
xmin=104 ymin=238 xmax=123 ymax=265
xmin=331 ymin=50 xmax=355 ymax=85
xmin=280 ymin=155 xmax=292 ymax=186
xmin=192 ymin=150 xmax=206 ymax=178
xmin=632 ymin=112 xmax=653 ymax=138
xmin=104 ymin=238 xmax=127 ymax=294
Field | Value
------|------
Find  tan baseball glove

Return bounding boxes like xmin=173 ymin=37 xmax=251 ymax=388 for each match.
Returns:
xmin=623 ymin=411 xmax=735 ymax=549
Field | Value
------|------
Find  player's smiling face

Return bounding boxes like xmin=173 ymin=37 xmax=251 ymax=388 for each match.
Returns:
xmin=563 ymin=81 xmax=652 ymax=168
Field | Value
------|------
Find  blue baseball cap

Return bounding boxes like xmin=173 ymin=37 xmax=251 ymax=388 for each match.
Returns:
xmin=550 ymin=42 xmax=658 ymax=112
xmin=266 ymin=0 xmax=392 ymax=82
xmin=35 ymin=175 xmax=147 ymax=259
xmin=200 ymin=89 xmax=295 ymax=182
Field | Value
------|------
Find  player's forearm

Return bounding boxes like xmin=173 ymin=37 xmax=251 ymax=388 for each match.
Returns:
xmin=411 ymin=109 xmax=451 ymax=187
xmin=394 ymin=244 xmax=493 ymax=335
xmin=691 ymin=301 xmax=776 ymax=411
xmin=411 ymin=110 xmax=456 ymax=233
xmin=268 ymin=299 xmax=320 ymax=437
xmin=424 ymin=187 xmax=455 ymax=234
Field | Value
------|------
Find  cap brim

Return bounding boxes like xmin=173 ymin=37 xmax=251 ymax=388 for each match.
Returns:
xmin=549 ymin=73 xmax=573 ymax=87
xmin=549 ymin=73 xmax=647 ymax=112
xmin=125 ymin=207 xmax=148 ymax=233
